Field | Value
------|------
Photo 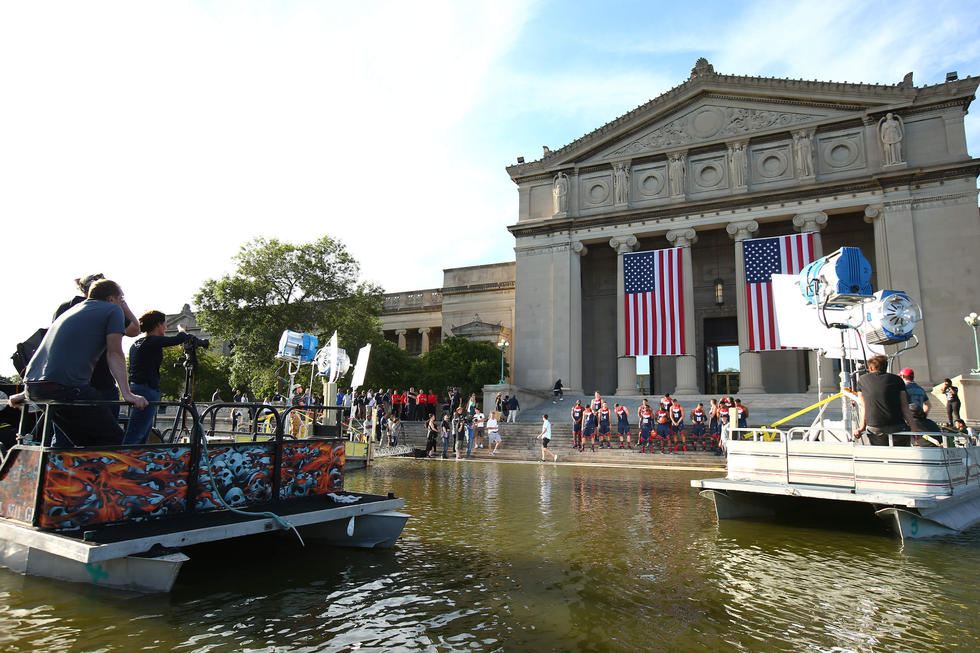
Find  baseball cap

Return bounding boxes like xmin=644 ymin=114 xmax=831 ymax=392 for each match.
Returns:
xmin=899 ymin=367 xmax=914 ymax=378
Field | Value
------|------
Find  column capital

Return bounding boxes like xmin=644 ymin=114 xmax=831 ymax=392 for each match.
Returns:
xmin=726 ymin=220 xmax=759 ymax=242
xmin=792 ymin=211 xmax=828 ymax=233
xmin=395 ymin=329 xmax=407 ymax=336
xmin=666 ymin=228 xmax=698 ymax=248
xmin=609 ymin=234 xmax=638 ymax=255
xmin=418 ymin=327 xmax=430 ymax=335
xmin=863 ymin=203 xmax=884 ymax=223
xmin=571 ymin=240 xmax=589 ymax=256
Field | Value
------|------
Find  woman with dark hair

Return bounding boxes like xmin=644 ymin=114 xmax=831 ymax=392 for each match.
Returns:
xmin=122 ymin=311 xmax=189 ymax=445
xmin=943 ymin=378 xmax=962 ymax=427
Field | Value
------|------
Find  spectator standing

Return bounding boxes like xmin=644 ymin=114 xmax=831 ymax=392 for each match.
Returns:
xmin=466 ymin=393 xmax=477 ymax=416
xmin=415 ymin=391 xmax=428 ymax=422
xmin=424 ymin=414 xmax=439 ymax=457
xmin=501 ymin=395 xmax=510 ymax=422
xmin=389 ymin=415 xmax=402 ymax=446
xmin=900 ymin=368 xmax=930 ymax=414
xmin=449 ymin=387 xmax=462 ymax=415
xmin=507 ymin=394 xmax=519 ymax=422
xmin=487 ymin=411 xmax=501 ymax=455
xmin=212 ymin=388 xmax=223 ymax=402
xmin=942 ymin=378 xmax=961 ymax=426
xmin=440 ymin=413 xmax=451 ymax=458
xmin=452 ymin=408 xmax=467 ymax=460
xmin=427 ymin=390 xmax=438 ymax=420
xmin=407 ymin=387 xmax=418 ymax=421
xmin=537 ymin=414 xmax=558 ymax=462
xmin=473 ymin=407 xmax=486 ymax=449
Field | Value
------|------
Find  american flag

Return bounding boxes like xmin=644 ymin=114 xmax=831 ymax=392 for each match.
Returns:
xmin=743 ymin=233 xmax=815 ymax=351
xmin=623 ymin=247 xmax=685 ymax=356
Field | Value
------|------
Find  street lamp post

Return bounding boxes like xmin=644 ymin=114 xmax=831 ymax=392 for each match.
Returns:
xmin=498 ymin=338 xmax=509 ymax=384
xmin=965 ymin=312 xmax=980 ymax=375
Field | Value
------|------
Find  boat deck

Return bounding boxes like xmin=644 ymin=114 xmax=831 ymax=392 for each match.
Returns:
xmin=0 ymin=492 xmax=405 ymax=565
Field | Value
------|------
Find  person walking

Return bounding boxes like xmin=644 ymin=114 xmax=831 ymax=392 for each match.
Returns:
xmin=537 ymin=413 xmax=558 ymax=462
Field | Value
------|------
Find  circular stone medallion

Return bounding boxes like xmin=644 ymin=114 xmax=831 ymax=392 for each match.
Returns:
xmin=691 ymin=107 xmax=724 ymax=139
xmin=589 ymin=182 xmax=609 ymax=204
xmin=698 ymin=163 xmax=722 ymax=187
xmin=759 ymin=152 xmax=788 ymax=178
xmin=825 ymin=141 xmax=858 ymax=168
xmin=640 ymin=173 xmax=664 ymax=196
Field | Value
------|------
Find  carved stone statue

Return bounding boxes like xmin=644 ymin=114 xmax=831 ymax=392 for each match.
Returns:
xmin=668 ymin=152 xmax=685 ymax=197
xmin=553 ymin=172 xmax=569 ymax=215
xmin=613 ymin=162 xmax=630 ymax=205
xmin=792 ymin=130 xmax=814 ymax=178
xmin=728 ymin=142 xmax=747 ymax=189
xmin=878 ymin=113 xmax=905 ymax=166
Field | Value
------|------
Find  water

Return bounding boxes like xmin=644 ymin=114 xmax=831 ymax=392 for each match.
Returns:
xmin=1 ymin=458 xmax=979 ymax=651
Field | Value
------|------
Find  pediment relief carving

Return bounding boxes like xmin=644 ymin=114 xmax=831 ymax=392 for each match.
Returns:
xmin=594 ymin=101 xmax=840 ymax=162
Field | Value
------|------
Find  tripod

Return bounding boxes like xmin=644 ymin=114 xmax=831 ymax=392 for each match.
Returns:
xmin=166 ymin=340 xmax=202 ymax=444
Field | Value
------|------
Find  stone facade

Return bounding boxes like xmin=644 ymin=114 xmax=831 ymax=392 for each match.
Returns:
xmin=506 ymin=60 xmax=980 ymax=395
xmin=380 ymin=263 xmax=515 ymax=377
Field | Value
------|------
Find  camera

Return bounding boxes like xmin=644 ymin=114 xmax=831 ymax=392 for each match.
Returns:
xmin=183 ymin=335 xmax=210 ymax=352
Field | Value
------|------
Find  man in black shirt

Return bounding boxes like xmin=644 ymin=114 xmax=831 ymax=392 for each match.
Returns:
xmin=854 ymin=355 xmax=913 ymax=446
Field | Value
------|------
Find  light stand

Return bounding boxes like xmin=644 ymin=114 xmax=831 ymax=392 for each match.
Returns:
xmin=965 ymin=312 xmax=980 ymax=375
xmin=498 ymin=338 xmax=509 ymax=384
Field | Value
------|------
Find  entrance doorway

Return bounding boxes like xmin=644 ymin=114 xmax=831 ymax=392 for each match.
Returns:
xmin=704 ymin=317 xmax=739 ymax=395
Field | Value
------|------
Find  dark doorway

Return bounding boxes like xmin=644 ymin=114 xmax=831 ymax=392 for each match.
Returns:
xmin=704 ymin=317 xmax=739 ymax=395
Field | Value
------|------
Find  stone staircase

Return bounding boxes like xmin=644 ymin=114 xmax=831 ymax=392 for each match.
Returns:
xmin=394 ymin=420 xmax=724 ymax=469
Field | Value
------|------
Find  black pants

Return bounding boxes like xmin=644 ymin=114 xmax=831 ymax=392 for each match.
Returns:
xmin=27 ymin=384 xmax=124 ymax=447
xmin=948 ymin=400 xmax=962 ymax=426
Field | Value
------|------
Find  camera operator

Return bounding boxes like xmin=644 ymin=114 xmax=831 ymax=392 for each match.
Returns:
xmin=9 ymin=280 xmax=147 ymax=446
xmin=54 ymin=273 xmax=139 ymax=419
xmin=122 ymin=311 xmax=197 ymax=445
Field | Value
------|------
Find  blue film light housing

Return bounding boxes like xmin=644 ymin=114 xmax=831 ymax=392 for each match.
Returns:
xmin=798 ymin=247 xmax=873 ymax=308
xmin=277 ymin=330 xmax=319 ymax=363
xmin=863 ymin=290 xmax=921 ymax=345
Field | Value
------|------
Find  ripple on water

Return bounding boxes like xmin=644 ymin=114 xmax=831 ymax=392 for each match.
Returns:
xmin=0 ymin=459 xmax=978 ymax=651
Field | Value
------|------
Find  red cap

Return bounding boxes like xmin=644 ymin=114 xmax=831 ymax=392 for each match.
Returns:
xmin=899 ymin=367 xmax=914 ymax=378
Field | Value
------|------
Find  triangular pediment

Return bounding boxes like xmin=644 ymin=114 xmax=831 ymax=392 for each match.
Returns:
xmin=584 ymin=96 xmax=850 ymax=163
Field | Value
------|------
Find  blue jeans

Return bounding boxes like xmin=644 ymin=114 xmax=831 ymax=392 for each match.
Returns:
xmin=122 ymin=384 xmax=160 ymax=445
xmin=442 ymin=435 xmax=449 ymax=457
xmin=466 ymin=427 xmax=474 ymax=457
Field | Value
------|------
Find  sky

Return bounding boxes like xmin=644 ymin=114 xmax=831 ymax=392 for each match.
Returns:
xmin=2 ymin=0 xmax=980 ymax=376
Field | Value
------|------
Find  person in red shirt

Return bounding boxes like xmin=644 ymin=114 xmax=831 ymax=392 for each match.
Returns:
xmin=427 ymin=390 xmax=438 ymax=420
xmin=415 ymin=391 xmax=427 ymax=422
xmin=391 ymin=390 xmax=403 ymax=421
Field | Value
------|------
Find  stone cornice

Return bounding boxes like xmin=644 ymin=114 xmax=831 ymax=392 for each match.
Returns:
xmin=506 ymin=159 xmax=980 ymax=239
xmin=507 ymin=62 xmax=979 ymax=181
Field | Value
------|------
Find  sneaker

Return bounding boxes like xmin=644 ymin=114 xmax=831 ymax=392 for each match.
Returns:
xmin=490 ymin=451 xmax=495 ymax=456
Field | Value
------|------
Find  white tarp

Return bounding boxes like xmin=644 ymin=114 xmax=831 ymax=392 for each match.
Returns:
xmin=771 ymin=274 xmax=884 ymax=360
xmin=350 ymin=343 xmax=372 ymax=391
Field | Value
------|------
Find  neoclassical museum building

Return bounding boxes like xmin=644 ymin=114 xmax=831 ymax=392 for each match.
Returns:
xmin=383 ymin=60 xmax=980 ymax=396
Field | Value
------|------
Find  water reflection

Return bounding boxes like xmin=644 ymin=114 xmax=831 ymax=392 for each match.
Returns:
xmin=0 ymin=458 xmax=977 ymax=651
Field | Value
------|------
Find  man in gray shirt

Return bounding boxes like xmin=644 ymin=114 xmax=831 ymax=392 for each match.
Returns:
xmin=10 ymin=280 xmax=147 ymax=446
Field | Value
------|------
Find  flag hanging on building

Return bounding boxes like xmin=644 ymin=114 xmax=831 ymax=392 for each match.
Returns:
xmin=623 ymin=247 xmax=685 ymax=356
xmin=743 ymin=232 xmax=816 ymax=351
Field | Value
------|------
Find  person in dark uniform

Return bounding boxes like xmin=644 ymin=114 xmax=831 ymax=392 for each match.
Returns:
xmin=597 ymin=401 xmax=611 ymax=449
xmin=854 ymin=355 xmax=913 ymax=446
xmin=582 ymin=404 xmax=597 ymax=452
xmin=571 ymin=400 xmax=584 ymax=450
xmin=614 ymin=403 xmax=631 ymax=449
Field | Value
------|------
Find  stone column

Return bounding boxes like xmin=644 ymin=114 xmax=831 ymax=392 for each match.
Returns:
xmin=570 ymin=241 xmax=588 ymax=394
xmin=666 ymin=228 xmax=699 ymax=394
xmin=419 ymin=327 xmax=431 ymax=354
xmin=726 ymin=220 xmax=764 ymax=393
xmin=396 ymin=329 xmax=407 ymax=350
xmin=793 ymin=211 xmax=833 ymax=393
xmin=610 ymin=234 xmax=639 ymax=395
xmin=863 ymin=204 xmax=890 ymax=288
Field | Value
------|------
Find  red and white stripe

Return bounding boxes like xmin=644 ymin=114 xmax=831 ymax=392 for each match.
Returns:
xmin=625 ymin=247 xmax=685 ymax=356
xmin=746 ymin=233 xmax=815 ymax=351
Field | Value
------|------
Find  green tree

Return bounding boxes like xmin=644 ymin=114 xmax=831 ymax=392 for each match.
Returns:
xmin=194 ymin=236 xmax=383 ymax=396
xmin=361 ymin=339 xmax=421 ymax=392
xmin=415 ymin=337 xmax=507 ymax=397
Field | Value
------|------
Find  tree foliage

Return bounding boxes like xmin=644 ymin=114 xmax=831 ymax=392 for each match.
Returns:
xmin=413 ymin=337 xmax=506 ymax=397
xmin=194 ymin=236 xmax=383 ymax=397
